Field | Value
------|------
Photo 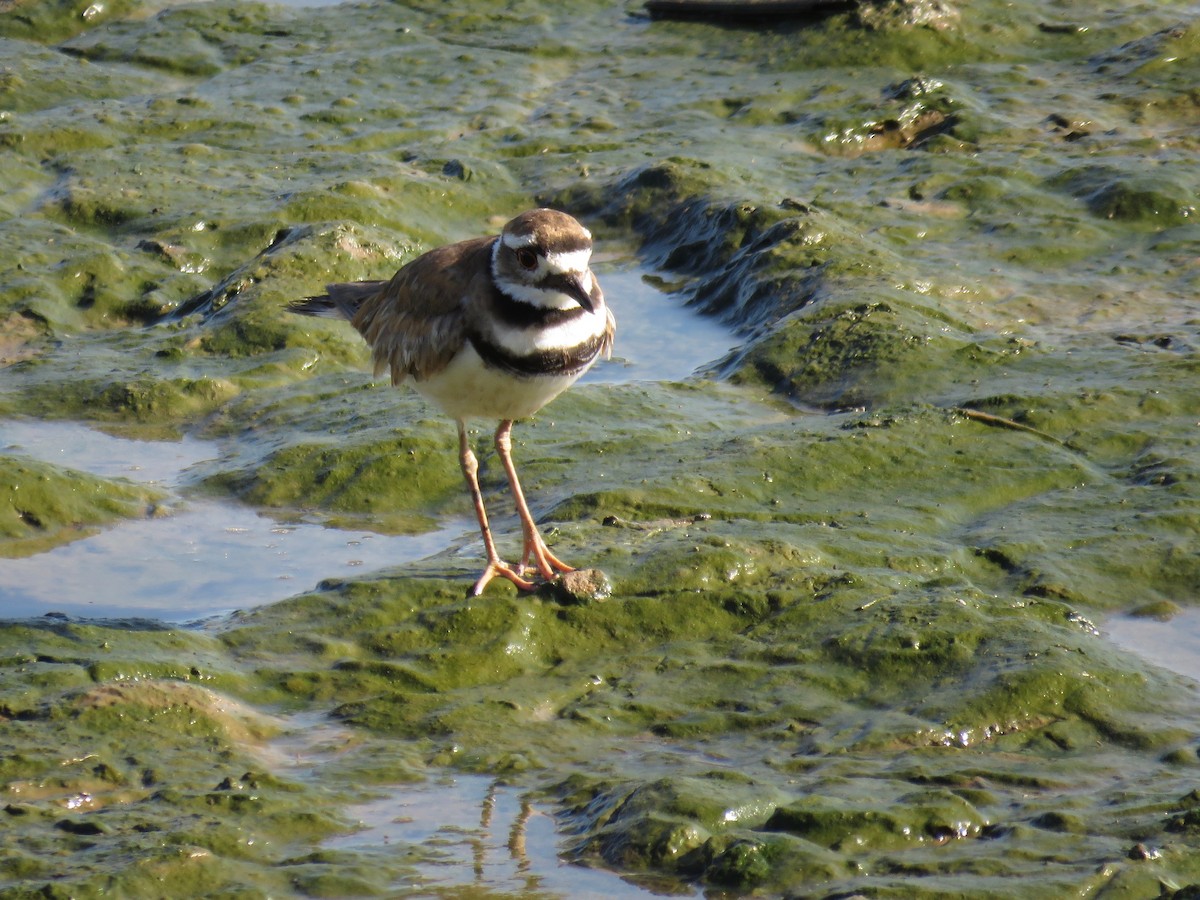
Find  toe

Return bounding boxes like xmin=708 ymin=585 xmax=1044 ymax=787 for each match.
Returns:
xmin=470 ymin=560 xmax=537 ymax=596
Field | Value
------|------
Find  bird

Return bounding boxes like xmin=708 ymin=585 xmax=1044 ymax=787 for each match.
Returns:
xmin=289 ymin=208 xmax=615 ymax=596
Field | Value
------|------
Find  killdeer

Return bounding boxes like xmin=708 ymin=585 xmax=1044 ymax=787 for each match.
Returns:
xmin=290 ymin=209 xmax=615 ymax=596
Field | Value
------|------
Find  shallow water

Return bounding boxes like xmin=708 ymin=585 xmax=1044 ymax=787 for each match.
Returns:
xmin=326 ymin=774 xmax=695 ymax=899
xmin=0 ymin=417 xmax=469 ymax=619
xmin=249 ymin=710 xmax=680 ymax=897
xmin=1 ymin=418 xmax=216 ymax=484
xmin=0 ymin=497 xmax=472 ymax=620
xmin=585 ymin=265 xmax=739 ymax=385
xmin=1107 ymin=610 xmax=1200 ymax=684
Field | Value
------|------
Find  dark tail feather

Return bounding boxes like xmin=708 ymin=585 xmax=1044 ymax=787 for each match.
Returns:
xmin=288 ymin=281 xmax=387 ymax=320
xmin=287 ymin=295 xmax=342 ymax=318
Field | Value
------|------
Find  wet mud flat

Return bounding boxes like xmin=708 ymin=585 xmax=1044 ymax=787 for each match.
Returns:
xmin=2 ymin=0 xmax=1199 ymax=896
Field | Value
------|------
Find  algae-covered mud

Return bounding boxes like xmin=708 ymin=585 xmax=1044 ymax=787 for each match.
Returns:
xmin=2 ymin=0 xmax=1199 ymax=896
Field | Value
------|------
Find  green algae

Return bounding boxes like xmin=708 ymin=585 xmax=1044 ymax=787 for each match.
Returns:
xmin=0 ymin=454 xmax=163 ymax=556
xmin=765 ymin=788 xmax=987 ymax=850
xmin=1051 ymin=164 xmax=1198 ymax=227
xmin=0 ymin=619 xmax=435 ymax=898
xmin=2 ymin=0 xmax=1200 ymax=896
xmin=198 ymin=441 xmax=1199 ymax=889
xmin=207 ymin=429 xmax=463 ymax=533
xmin=0 ymin=0 xmax=145 ymax=44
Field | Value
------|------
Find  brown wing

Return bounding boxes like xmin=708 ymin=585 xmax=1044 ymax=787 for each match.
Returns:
xmin=349 ymin=236 xmax=495 ymax=384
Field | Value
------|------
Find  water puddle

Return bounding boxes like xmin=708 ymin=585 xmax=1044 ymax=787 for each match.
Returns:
xmin=257 ymin=714 xmax=686 ymax=898
xmin=1105 ymin=609 xmax=1200 ymax=684
xmin=325 ymin=775 xmax=687 ymax=899
xmin=1 ymin=418 xmax=216 ymax=485
xmin=585 ymin=266 xmax=739 ymax=385
xmin=0 ymin=499 xmax=468 ymax=622
xmin=0 ymin=262 xmax=738 ymax=623
xmin=0 ymin=419 xmax=473 ymax=620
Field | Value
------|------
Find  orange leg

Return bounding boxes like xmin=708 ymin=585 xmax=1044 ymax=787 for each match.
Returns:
xmin=494 ymin=420 xmax=575 ymax=581
xmin=458 ymin=421 xmax=534 ymax=596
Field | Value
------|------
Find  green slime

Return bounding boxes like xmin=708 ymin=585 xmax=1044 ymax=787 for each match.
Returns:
xmin=2 ymin=0 xmax=1199 ymax=896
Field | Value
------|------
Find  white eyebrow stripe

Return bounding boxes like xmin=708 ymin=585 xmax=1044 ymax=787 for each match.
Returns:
xmin=502 ymin=232 xmax=538 ymax=249
xmin=546 ymin=248 xmax=591 ymax=274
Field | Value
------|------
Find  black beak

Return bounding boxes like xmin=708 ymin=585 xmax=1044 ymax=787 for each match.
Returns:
xmin=554 ymin=272 xmax=594 ymax=312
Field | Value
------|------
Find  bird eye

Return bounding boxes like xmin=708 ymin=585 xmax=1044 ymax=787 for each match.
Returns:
xmin=515 ymin=248 xmax=538 ymax=271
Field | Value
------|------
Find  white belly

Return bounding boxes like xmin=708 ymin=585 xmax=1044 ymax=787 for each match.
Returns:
xmin=412 ymin=344 xmax=586 ymax=421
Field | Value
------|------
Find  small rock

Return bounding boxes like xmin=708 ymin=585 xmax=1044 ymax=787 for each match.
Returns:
xmin=855 ymin=0 xmax=961 ymax=31
xmin=540 ymin=568 xmax=612 ymax=604
xmin=1128 ymin=842 xmax=1161 ymax=860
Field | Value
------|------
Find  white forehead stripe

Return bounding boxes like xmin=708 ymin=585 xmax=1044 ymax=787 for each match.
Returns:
xmin=546 ymin=248 xmax=591 ymax=274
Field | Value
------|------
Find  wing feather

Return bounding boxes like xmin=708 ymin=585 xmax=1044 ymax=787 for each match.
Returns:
xmin=600 ymin=307 xmax=616 ymax=360
xmin=346 ymin=236 xmax=494 ymax=384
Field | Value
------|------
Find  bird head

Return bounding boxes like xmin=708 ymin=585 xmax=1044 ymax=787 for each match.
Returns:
xmin=492 ymin=209 xmax=598 ymax=312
